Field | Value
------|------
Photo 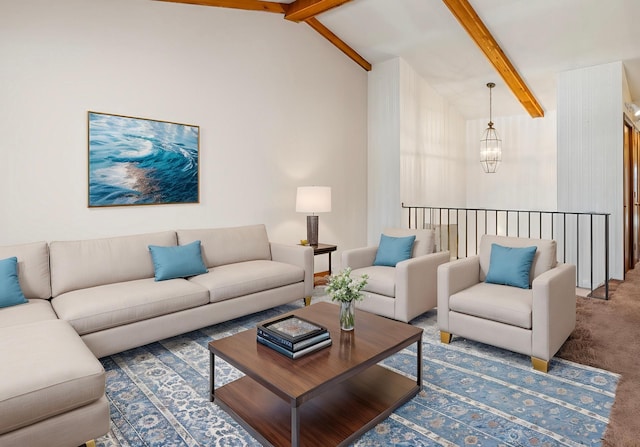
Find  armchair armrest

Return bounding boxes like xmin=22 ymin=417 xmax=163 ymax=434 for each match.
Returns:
xmin=437 ymin=256 xmax=481 ymax=331
xmin=270 ymin=242 xmax=314 ymax=297
xmin=531 ymin=263 xmax=576 ymax=361
xmin=342 ymin=246 xmax=378 ymax=270
xmin=395 ymin=251 xmax=450 ymax=322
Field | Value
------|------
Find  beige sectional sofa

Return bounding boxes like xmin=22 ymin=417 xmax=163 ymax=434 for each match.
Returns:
xmin=0 ymin=224 xmax=313 ymax=447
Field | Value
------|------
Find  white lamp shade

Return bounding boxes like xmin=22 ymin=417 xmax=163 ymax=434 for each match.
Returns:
xmin=296 ymin=186 xmax=331 ymax=213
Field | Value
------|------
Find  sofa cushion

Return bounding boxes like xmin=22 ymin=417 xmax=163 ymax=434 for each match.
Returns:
xmin=479 ymin=235 xmax=557 ymax=283
xmin=50 ymin=231 xmax=177 ymax=297
xmin=0 ymin=257 xmax=28 ymax=308
xmin=0 ymin=241 xmax=51 ymax=299
xmin=350 ymin=265 xmax=396 ymax=298
xmin=189 ymin=260 xmax=303 ymax=302
xmin=449 ymin=282 xmax=533 ymax=329
xmin=485 ymin=244 xmax=537 ymax=289
xmin=373 ymin=234 xmax=416 ymax=267
xmin=382 ymin=228 xmax=435 ymax=257
xmin=177 ymin=224 xmax=271 ymax=268
xmin=51 ymin=278 xmax=209 ymax=335
xmin=0 ymin=299 xmax=58 ymax=329
xmin=0 ymin=320 xmax=105 ymax=435
xmin=149 ymin=240 xmax=208 ymax=281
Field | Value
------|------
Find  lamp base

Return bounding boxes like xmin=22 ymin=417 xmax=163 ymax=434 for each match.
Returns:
xmin=306 ymin=215 xmax=319 ymax=246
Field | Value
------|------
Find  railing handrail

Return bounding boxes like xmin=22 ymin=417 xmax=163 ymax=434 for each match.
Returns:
xmin=401 ymin=204 xmax=611 ymax=299
xmin=402 ymin=204 xmax=610 ymax=216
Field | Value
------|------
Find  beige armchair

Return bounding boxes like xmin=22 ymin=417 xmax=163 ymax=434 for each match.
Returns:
xmin=437 ymin=235 xmax=576 ymax=372
xmin=342 ymin=228 xmax=450 ymax=323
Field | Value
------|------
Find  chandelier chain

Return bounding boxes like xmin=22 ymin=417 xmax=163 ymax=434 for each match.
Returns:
xmin=487 ymin=82 xmax=495 ymax=127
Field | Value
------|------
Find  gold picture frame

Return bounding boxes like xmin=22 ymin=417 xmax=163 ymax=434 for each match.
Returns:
xmin=88 ymin=111 xmax=200 ymax=207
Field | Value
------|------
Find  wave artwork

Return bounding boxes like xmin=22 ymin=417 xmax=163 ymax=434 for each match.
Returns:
xmin=88 ymin=112 xmax=199 ymax=207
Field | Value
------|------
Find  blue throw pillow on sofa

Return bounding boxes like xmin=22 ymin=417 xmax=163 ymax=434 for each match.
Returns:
xmin=373 ymin=234 xmax=416 ymax=267
xmin=148 ymin=240 xmax=208 ymax=281
xmin=485 ymin=243 xmax=537 ymax=289
xmin=0 ymin=256 xmax=28 ymax=308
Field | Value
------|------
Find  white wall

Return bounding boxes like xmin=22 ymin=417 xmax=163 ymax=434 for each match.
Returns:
xmin=367 ymin=59 xmax=401 ymax=245
xmin=0 ymin=0 xmax=368 ymax=272
xmin=466 ymin=112 xmax=558 ymax=211
xmin=367 ymin=58 xmax=466 ymax=245
xmin=399 ymin=59 xmax=467 ymax=209
xmin=558 ymin=61 xmax=625 ymax=283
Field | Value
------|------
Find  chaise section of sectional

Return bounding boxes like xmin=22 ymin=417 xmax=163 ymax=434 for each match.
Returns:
xmin=0 ymin=320 xmax=109 ymax=447
xmin=0 ymin=241 xmax=109 ymax=447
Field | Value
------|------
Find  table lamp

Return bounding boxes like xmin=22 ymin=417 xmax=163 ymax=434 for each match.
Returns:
xmin=296 ymin=186 xmax=331 ymax=246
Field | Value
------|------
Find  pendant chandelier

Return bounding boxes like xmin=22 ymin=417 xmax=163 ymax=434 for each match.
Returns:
xmin=480 ymin=82 xmax=502 ymax=173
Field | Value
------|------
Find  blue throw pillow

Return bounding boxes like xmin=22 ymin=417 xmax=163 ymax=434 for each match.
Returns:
xmin=373 ymin=234 xmax=416 ymax=267
xmin=485 ymin=243 xmax=537 ymax=289
xmin=0 ymin=256 xmax=28 ymax=308
xmin=148 ymin=240 xmax=208 ymax=281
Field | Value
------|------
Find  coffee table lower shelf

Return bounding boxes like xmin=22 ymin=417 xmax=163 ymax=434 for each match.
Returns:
xmin=214 ymin=364 xmax=419 ymax=447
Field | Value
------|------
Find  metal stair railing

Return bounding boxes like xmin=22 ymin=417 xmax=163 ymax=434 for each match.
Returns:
xmin=402 ymin=204 xmax=611 ymax=299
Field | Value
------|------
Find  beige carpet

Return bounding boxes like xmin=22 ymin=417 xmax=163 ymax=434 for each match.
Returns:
xmin=556 ymin=265 xmax=640 ymax=446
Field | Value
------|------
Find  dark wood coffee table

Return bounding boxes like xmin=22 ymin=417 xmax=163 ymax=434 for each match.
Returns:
xmin=208 ymin=301 xmax=423 ymax=447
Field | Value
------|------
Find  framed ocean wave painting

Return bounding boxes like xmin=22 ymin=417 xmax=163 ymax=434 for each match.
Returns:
xmin=88 ymin=111 xmax=200 ymax=207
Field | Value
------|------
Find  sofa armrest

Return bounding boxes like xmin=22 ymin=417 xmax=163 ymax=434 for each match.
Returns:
xmin=437 ymin=255 xmax=481 ymax=331
xmin=394 ymin=251 xmax=450 ymax=322
xmin=270 ymin=242 xmax=314 ymax=297
xmin=531 ymin=263 xmax=576 ymax=361
xmin=342 ymin=246 xmax=378 ymax=270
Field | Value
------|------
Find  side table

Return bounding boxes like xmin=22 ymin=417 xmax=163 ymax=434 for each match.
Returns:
xmin=311 ymin=243 xmax=337 ymax=279
xmin=301 ymin=243 xmax=337 ymax=306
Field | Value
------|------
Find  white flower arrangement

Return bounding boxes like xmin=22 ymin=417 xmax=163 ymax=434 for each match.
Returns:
xmin=325 ymin=267 xmax=369 ymax=303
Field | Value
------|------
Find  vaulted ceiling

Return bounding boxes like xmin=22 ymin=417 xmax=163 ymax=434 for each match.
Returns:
xmin=158 ymin=0 xmax=640 ymax=120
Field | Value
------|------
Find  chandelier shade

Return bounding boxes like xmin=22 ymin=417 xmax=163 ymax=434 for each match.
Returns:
xmin=480 ymin=82 xmax=502 ymax=173
xmin=480 ymin=124 xmax=502 ymax=173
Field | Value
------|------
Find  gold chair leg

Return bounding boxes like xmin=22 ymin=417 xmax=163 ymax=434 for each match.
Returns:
xmin=531 ymin=357 xmax=549 ymax=373
xmin=304 ymin=296 xmax=311 ymax=306
xmin=440 ymin=331 xmax=452 ymax=344
xmin=85 ymin=441 xmax=96 ymax=447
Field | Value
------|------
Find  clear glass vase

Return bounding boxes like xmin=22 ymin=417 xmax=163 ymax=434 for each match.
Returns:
xmin=339 ymin=300 xmax=355 ymax=331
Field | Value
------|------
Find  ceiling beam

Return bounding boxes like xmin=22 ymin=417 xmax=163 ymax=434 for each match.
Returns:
xmin=154 ymin=0 xmax=286 ymax=14
xmin=442 ymin=0 xmax=544 ymax=118
xmin=305 ymin=18 xmax=371 ymax=71
xmin=284 ymin=0 xmax=353 ymax=22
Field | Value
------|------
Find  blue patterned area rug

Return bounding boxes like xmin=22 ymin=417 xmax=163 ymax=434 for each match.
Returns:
xmin=96 ymin=301 xmax=618 ymax=447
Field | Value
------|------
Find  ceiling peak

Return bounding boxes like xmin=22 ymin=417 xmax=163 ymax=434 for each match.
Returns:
xmin=284 ymin=0 xmax=353 ymax=22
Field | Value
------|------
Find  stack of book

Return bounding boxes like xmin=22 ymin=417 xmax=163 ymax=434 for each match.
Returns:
xmin=257 ymin=314 xmax=331 ymax=359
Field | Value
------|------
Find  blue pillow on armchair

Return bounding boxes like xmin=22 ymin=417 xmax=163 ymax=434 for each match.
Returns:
xmin=373 ymin=234 xmax=416 ymax=267
xmin=485 ymin=243 xmax=537 ymax=289
xmin=0 ymin=256 xmax=28 ymax=308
